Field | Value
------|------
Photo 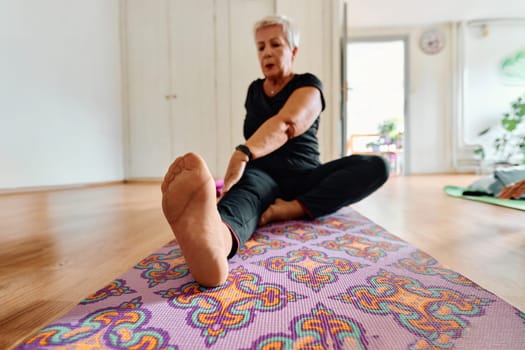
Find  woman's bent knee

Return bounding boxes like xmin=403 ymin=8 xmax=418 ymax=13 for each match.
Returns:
xmin=372 ymin=155 xmax=390 ymax=184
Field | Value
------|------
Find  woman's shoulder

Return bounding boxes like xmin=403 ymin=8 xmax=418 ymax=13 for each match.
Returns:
xmin=247 ymin=78 xmax=265 ymax=92
xmin=292 ymin=73 xmax=325 ymax=111
xmin=292 ymin=73 xmax=323 ymax=89
xmin=249 ymin=77 xmax=265 ymax=86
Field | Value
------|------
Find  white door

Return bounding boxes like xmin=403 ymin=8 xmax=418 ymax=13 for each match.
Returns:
xmin=125 ymin=0 xmax=172 ymax=178
xmin=125 ymin=0 xmax=273 ymax=179
xmin=168 ymin=0 xmax=218 ymax=174
xmin=125 ymin=0 xmax=218 ymax=178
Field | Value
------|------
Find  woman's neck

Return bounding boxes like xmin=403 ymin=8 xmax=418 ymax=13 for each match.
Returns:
xmin=265 ymin=73 xmax=294 ymax=96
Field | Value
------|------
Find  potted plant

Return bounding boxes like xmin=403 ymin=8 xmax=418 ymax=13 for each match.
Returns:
xmin=474 ymin=94 xmax=525 ymax=167
xmin=366 ymin=118 xmax=402 ymax=152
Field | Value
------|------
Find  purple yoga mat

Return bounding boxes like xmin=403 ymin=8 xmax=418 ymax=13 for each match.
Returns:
xmin=17 ymin=207 xmax=525 ymax=349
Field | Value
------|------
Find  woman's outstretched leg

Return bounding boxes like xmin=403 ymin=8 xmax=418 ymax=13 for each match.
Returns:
xmin=218 ymin=167 xmax=280 ymax=250
xmin=161 ymin=153 xmax=232 ymax=287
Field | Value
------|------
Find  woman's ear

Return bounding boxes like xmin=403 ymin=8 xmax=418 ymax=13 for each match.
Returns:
xmin=292 ymin=47 xmax=298 ymax=60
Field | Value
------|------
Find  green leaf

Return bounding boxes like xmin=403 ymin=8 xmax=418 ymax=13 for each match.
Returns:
xmin=473 ymin=147 xmax=485 ymax=159
xmin=502 ymin=118 xmax=518 ymax=132
xmin=516 ymin=104 xmax=525 ymax=117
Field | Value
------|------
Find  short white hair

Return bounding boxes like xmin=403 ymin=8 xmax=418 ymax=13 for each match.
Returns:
xmin=254 ymin=15 xmax=300 ymax=50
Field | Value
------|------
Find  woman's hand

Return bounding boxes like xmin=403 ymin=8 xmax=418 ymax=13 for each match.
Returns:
xmin=219 ymin=150 xmax=249 ymax=199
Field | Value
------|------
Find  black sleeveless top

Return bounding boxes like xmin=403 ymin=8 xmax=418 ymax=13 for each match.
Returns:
xmin=243 ymin=73 xmax=326 ymax=177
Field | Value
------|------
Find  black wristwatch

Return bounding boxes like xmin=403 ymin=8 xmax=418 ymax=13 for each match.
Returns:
xmin=235 ymin=144 xmax=252 ymax=161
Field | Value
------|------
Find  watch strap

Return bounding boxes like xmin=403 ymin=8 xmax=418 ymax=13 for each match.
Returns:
xmin=235 ymin=144 xmax=252 ymax=161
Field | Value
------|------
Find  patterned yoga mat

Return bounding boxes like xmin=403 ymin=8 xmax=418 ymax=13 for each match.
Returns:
xmin=17 ymin=207 xmax=525 ymax=349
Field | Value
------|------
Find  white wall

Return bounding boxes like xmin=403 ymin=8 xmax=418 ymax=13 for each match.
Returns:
xmin=462 ymin=21 xmax=525 ymax=164
xmin=0 ymin=0 xmax=123 ymax=190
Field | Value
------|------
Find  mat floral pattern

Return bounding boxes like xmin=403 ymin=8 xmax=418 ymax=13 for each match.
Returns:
xmin=17 ymin=208 xmax=525 ymax=349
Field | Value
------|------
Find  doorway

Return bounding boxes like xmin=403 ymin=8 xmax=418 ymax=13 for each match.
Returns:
xmin=345 ymin=38 xmax=408 ymax=175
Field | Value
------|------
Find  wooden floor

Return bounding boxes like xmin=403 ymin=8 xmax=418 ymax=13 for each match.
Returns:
xmin=1 ymin=175 xmax=524 ymax=349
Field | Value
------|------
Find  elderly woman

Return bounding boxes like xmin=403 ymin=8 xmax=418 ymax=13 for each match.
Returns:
xmin=161 ymin=15 xmax=389 ymax=287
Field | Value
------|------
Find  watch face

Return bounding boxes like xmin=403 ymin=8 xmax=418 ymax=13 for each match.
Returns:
xmin=420 ymin=29 xmax=445 ymax=55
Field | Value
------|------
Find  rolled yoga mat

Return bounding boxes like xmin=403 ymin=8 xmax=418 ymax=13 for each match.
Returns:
xmin=444 ymin=185 xmax=525 ymax=211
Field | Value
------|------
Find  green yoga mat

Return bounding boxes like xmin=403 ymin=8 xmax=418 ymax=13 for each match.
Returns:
xmin=444 ymin=185 xmax=525 ymax=211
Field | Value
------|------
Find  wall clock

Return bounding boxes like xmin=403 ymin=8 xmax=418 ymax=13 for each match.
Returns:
xmin=419 ymin=29 xmax=446 ymax=55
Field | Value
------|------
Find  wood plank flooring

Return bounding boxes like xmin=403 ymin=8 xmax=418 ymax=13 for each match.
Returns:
xmin=1 ymin=175 xmax=524 ymax=349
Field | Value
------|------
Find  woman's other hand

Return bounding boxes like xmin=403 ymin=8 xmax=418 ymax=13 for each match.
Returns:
xmin=219 ymin=150 xmax=249 ymax=199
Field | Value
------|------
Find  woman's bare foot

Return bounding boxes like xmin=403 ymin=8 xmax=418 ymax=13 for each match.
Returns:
xmin=161 ymin=153 xmax=232 ymax=287
xmin=259 ymin=198 xmax=306 ymax=226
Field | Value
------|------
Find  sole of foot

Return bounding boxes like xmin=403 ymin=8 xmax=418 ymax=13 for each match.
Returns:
xmin=161 ymin=152 xmax=232 ymax=287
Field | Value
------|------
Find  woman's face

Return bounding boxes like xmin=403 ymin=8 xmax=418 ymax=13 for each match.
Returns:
xmin=255 ymin=25 xmax=297 ymax=80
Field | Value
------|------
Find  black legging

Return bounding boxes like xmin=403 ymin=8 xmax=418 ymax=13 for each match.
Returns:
xmin=218 ymin=154 xmax=389 ymax=257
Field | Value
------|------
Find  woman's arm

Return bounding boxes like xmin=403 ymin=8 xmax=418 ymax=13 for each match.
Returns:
xmin=244 ymin=86 xmax=322 ymax=159
xmin=220 ymin=86 xmax=322 ymax=195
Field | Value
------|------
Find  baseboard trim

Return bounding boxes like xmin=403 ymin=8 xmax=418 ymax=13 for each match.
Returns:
xmin=0 ymin=181 xmax=126 ymax=195
xmin=124 ymin=178 xmax=163 ymax=183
